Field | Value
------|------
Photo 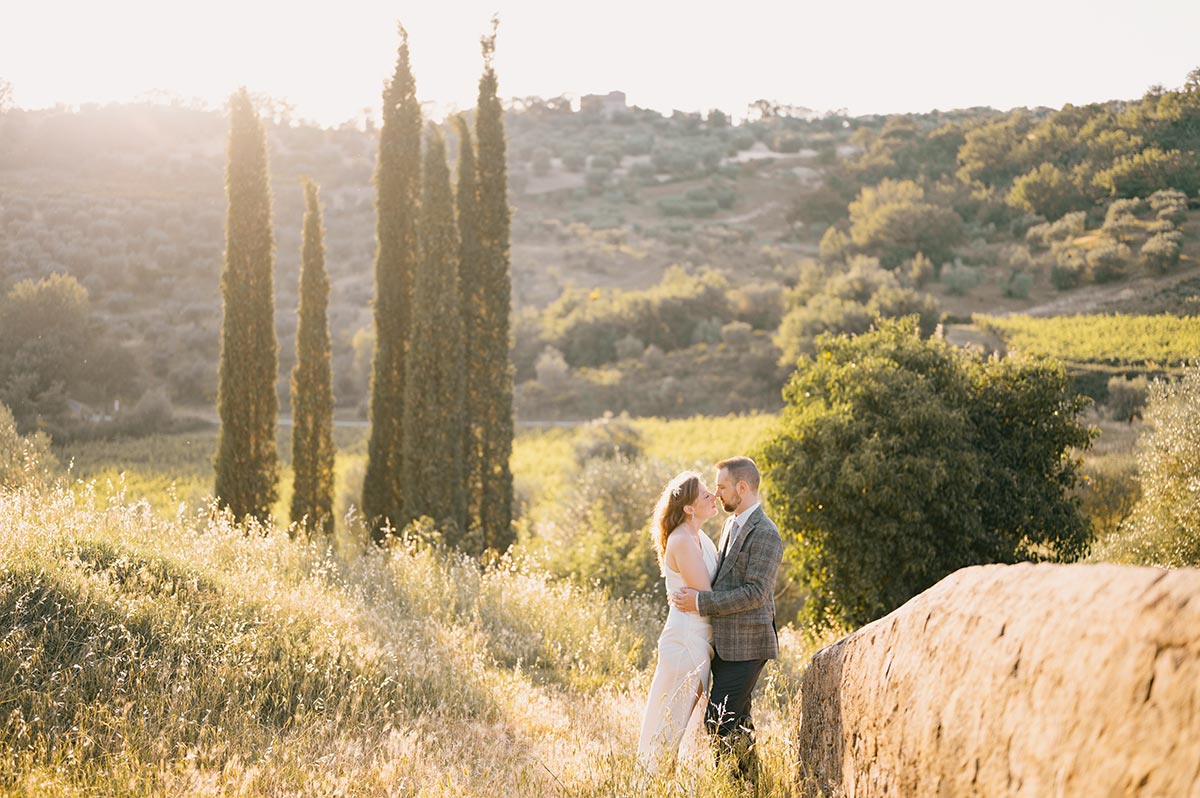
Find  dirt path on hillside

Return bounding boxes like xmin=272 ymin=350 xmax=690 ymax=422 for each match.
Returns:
xmin=1018 ymin=263 xmax=1200 ymax=317
xmin=719 ymin=201 xmax=779 ymax=225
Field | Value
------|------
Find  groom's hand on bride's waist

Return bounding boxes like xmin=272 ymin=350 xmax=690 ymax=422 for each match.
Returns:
xmin=669 ymin=587 xmax=699 ymax=613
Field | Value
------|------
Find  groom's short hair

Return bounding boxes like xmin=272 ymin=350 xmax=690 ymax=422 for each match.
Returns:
xmin=716 ymin=456 xmax=760 ymax=491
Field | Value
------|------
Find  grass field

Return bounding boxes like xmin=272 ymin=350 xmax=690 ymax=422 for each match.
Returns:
xmin=0 ymin=475 xmax=822 ymax=796
xmin=59 ymin=413 xmax=781 ymax=533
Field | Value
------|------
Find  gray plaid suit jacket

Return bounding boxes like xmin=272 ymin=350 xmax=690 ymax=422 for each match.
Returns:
xmin=696 ymin=505 xmax=783 ymax=661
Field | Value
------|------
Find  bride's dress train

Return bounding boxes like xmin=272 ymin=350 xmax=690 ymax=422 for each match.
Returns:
xmin=637 ymin=533 xmax=719 ymax=772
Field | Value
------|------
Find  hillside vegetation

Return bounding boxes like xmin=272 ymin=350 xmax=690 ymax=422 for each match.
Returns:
xmin=5 ymin=69 xmax=1198 ymax=428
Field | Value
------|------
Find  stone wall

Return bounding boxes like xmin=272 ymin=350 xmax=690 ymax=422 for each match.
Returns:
xmin=798 ymin=563 xmax=1200 ymax=797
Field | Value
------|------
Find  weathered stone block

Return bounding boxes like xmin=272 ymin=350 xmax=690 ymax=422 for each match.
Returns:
xmin=799 ymin=563 xmax=1200 ymax=797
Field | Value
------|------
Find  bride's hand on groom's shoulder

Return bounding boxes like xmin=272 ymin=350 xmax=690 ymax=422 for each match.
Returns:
xmin=670 ymin=587 xmax=699 ymax=613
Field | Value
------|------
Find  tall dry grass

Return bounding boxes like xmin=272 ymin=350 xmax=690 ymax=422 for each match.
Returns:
xmin=0 ymin=481 xmax=814 ymax=797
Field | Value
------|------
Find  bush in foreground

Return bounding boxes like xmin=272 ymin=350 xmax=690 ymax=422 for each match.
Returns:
xmin=759 ymin=318 xmax=1093 ymax=630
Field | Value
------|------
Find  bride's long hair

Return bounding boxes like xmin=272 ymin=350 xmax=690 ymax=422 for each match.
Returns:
xmin=651 ymin=471 xmax=701 ymax=572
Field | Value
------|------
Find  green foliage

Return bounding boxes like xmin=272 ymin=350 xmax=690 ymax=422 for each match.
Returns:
xmin=1092 ymin=367 xmax=1200 ymax=566
xmin=0 ymin=403 xmax=58 ymax=490
xmin=214 ymin=88 xmax=279 ymax=523
xmin=538 ymin=267 xmax=736 ymax=368
xmin=1101 ymin=197 xmax=1144 ymax=243
xmin=758 ymin=317 xmax=1093 ymax=630
xmin=403 ymin=127 xmax=467 ymax=538
xmin=363 ymin=30 xmax=422 ymax=541
xmin=1077 ymin=448 xmax=1141 ymax=543
xmin=1007 ymin=162 xmax=1087 ymax=220
xmin=775 ymin=257 xmax=941 ymax=365
xmin=977 ymin=314 xmax=1200 ymax=366
xmin=289 ymin=179 xmax=335 ymax=534
xmin=570 ymin=412 xmax=643 ymax=465
xmin=1139 ymin=231 xmax=1183 ymax=272
xmin=1093 ymin=148 xmax=1200 ymax=197
xmin=0 ymin=273 xmax=138 ymax=433
xmin=1025 ymin=210 xmax=1087 ymax=250
xmin=1149 ymin=187 xmax=1188 ymax=224
xmin=474 ymin=23 xmax=516 ymax=553
xmin=1085 ymin=239 xmax=1131 ymax=283
xmin=956 ymin=110 xmax=1036 ymax=187
xmin=455 ymin=114 xmax=487 ymax=541
xmin=846 ymin=179 xmax=964 ymax=268
xmin=525 ymin=455 xmax=665 ymax=597
xmin=517 ymin=335 xmax=785 ymax=420
xmin=1105 ymin=375 xmax=1149 ymax=422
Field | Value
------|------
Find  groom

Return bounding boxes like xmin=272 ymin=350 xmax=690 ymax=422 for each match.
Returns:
xmin=670 ymin=455 xmax=783 ymax=780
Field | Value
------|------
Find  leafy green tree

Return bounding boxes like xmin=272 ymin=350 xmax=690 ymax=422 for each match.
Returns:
xmin=1093 ymin=148 xmax=1200 ymax=197
xmin=455 ymin=113 xmax=486 ymax=538
xmin=847 ymin=179 xmax=964 ymax=268
xmin=0 ymin=273 xmax=137 ymax=430
xmin=363 ymin=28 xmax=422 ymax=542
xmin=1007 ymin=162 xmax=1087 ymax=220
xmin=956 ymin=111 xmax=1035 ymax=187
xmin=403 ymin=126 xmax=467 ymax=536
xmin=214 ymin=88 xmax=279 ymax=523
xmin=774 ymin=257 xmax=940 ymax=365
xmin=473 ymin=19 xmax=515 ymax=552
xmin=289 ymin=178 xmax=335 ymax=534
xmin=758 ymin=317 xmax=1092 ymax=629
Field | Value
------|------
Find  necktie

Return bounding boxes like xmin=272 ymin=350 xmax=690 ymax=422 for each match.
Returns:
xmin=720 ymin=518 xmax=739 ymax=563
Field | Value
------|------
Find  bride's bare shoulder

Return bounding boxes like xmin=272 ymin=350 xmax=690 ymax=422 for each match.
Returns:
xmin=665 ymin=526 xmax=700 ymax=555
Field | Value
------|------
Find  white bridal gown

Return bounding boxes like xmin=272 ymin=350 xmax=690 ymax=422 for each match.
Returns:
xmin=637 ymin=532 xmax=719 ymax=772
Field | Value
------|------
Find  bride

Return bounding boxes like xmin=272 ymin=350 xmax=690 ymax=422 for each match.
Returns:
xmin=637 ymin=471 xmax=720 ymax=772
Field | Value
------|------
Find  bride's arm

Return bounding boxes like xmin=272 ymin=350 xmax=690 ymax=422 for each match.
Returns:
xmin=665 ymin=534 xmax=712 ymax=592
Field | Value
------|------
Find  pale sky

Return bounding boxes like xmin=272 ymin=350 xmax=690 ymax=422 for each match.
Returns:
xmin=3 ymin=0 xmax=1198 ymax=126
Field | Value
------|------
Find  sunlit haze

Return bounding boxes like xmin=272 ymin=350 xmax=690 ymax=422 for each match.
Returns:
xmin=4 ymin=0 xmax=1200 ymax=124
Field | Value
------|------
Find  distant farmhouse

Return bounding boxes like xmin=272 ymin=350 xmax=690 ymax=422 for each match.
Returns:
xmin=580 ymin=91 xmax=627 ymax=119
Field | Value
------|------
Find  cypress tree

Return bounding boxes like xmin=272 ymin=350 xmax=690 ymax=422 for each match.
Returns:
xmin=214 ymin=88 xmax=279 ymax=523
xmin=454 ymin=113 xmax=485 ymax=539
xmin=290 ymin=178 xmax=335 ymax=534
xmin=403 ymin=126 xmax=466 ymax=535
xmin=474 ymin=20 xmax=515 ymax=552
xmin=362 ymin=26 xmax=422 ymax=542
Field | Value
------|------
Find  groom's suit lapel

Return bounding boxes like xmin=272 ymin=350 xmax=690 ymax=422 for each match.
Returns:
xmin=715 ymin=506 xmax=762 ymax=583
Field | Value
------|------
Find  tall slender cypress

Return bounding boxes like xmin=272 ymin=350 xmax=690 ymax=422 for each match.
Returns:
xmin=214 ymin=88 xmax=279 ymax=523
xmin=403 ymin=126 xmax=466 ymax=535
xmin=454 ymin=113 xmax=485 ymax=539
xmin=362 ymin=27 xmax=422 ymax=541
xmin=290 ymin=178 xmax=335 ymax=534
xmin=474 ymin=20 xmax=515 ymax=552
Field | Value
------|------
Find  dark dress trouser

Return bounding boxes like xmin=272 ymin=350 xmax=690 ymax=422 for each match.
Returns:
xmin=705 ymin=653 xmax=767 ymax=779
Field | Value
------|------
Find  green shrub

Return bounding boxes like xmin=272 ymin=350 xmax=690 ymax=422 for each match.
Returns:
xmin=1091 ymin=367 xmax=1200 ymax=566
xmin=1026 ymin=211 xmax=1087 ymax=250
xmin=526 ymin=455 xmax=665 ymax=597
xmin=1085 ymin=240 xmax=1131 ymax=283
xmin=759 ymin=317 xmax=1093 ymax=629
xmin=942 ymin=262 xmax=983 ymax=295
xmin=1077 ymin=452 xmax=1141 ymax=542
xmin=1105 ymin=375 xmax=1150 ymax=422
xmin=1004 ymin=272 xmax=1034 ymax=299
xmin=1149 ymin=188 xmax=1188 ymax=224
xmin=1139 ymin=231 xmax=1183 ymax=273
xmin=571 ymin=412 xmax=643 ymax=465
